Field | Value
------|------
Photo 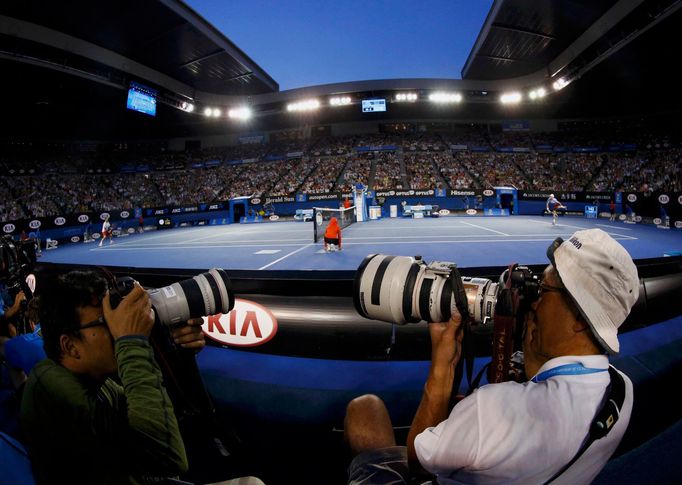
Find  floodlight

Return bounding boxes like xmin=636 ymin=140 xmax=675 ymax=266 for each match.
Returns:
xmin=552 ymin=78 xmax=569 ymax=91
xmin=428 ymin=92 xmax=462 ymax=103
xmin=330 ymin=96 xmax=351 ymax=106
xmin=528 ymin=87 xmax=546 ymax=100
xmin=287 ymin=99 xmax=321 ymax=112
xmin=395 ymin=92 xmax=418 ymax=102
xmin=203 ymin=107 xmax=213 ymax=117
xmin=500 ymin=92 xmax=522 ymax=104
xmin=183 ymin=102 xmax=195 ymax=113
xmin=212 ymin=108 xmax=221 ymax=117
xmin=228 ymin=107 xmax=252 ymax=120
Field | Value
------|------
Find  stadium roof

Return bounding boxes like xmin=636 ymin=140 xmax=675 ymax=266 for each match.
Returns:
xmin=462 ymin=0 xmax=680 ymax=81
xmin=0 ymin=0 xmax=679 ymax=139
xmin=0 ymin=0 xmax=278 ymax=97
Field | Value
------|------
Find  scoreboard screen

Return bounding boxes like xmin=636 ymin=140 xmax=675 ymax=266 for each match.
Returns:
xmin=361 ymin=98 xmax=386 ymax=113
xmin=127 ymin=82 xmax=157 ymax=116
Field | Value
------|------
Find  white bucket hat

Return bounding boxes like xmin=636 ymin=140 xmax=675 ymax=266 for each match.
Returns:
xmin=547 ymin=229 xmax=639 ymax=355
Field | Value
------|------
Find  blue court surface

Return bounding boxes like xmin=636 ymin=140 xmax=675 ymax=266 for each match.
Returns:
xmin=40 ymin=216 xmax=681 ymax=271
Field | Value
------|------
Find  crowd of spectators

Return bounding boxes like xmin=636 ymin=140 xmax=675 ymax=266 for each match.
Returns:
xmin=1 ymin=134 xmax=680 ymax=223
xmin=372 ymin=152 xmax=404 ymax=190
xmin=298 ymin=156 xmax=348 ymax=193
xmin=404 ymin=153 xmax=442 ymax=189
xmin=435 ymin=153 xmax=476 ymax=189
xmin=336 ymin=155 xmax=372 ymax=192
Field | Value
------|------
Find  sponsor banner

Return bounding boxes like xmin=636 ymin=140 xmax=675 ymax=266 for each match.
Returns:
xmin=28 ymin=220 xmax=41 ymax=229
xmin=502 ymin=120 xmax=530 ymax=132
xmin=77 ymin=214 xmax=89 ymax=223
xmin=119 ymin=210 xmax=130 ymax=218
xmin=307 ymin=193 xmax=341 ymax=201
xmin=448 ymin=189 xmax=478 ymax=197
xmin=471 ymin=146 xmax=491 ymax=152
xmin=3 ymin=223 xmax=16 ymax=233
xmin=286 ymin=151 xmax=304 ymax=158
xmin=450 ymin=144 xmax=468 ymax=151
xmin=466 ymin=209 xmax=477 ymax=215
xmin=99 ymin=212 xmax=110 ymax=221
xmin=434 ymin=188 xmax=447 ymax=197
xmin=295 ymin=193 xmax=308 ymax=202
xmin=239 ymin=134 xmax=264 ymax=144
xmin=572 ymin=146 xmax=600 ymax=153
xmin=269 ymin=215 xmax=280 ymax=221
xmin=518 ymin=191 xmax=612 ymax=202
xmin=264 ymin=195 xmax=296 ymax=204
xmin=438 ymin=209 xmax=450 ymax=215
xmin=355 ymin=145 xmax=398 ymax=152
xmin=54 ymin=217 xmax=66 ymax=226
xmin=535 ymin=144 xmax=553 ymax=152
xmin=482 ymin=189 xmax=495 ymax=197
xmin=70 ymin=236 xmax=81 ymax=243
xmin=203 ymin=299 xmax=278 ymax=347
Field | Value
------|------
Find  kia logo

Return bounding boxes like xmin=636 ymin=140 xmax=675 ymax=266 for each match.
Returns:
xmin=100 ymin=213 xmax=110 ymax=221
xmin=269 ymin=215 xmax=280 ymax=221
xmin=29 ymin=220 xmax=41 ymax=229
xmin=678 ymin=195 xmax=682 ymax=205
xmin=127 ymin=228 xmax=135 ymax=234
xmin=483 ymin=189 xmax=494 ymax=197
xmin=78 ymin=214 xmax=89 ymax=223
xmin=675 ymin=221 xmax=682 ymax=229
xmin=618 ymin=214 xmax=627 ymax=221
xmin=657 ymin=195 xmax=669 ymax=204
xmin=251 ymin=198 xmax=261 ymax=205
xmin=627 ymin=194 xmax=637 ymax=203
xmin=634 ymin=216 xmax=642 ymax=223
xmin=3 ymin=223 xmax=15 ymax=233
xmin=70 ymin=236 xmax=81 ymax=243
xmin=466 ymin=209 xmax=477 ymax=215
xmin=92 ymin=233 xmax=100 ymax=239
xmin=653 ymin=218 xmax=662 ymax=225
xmin=120 ymin=211 xmax=130 ymax=218
xmin=54 ymin=217 xmax=66 ymax=226
xmin=438 ymin=209 xmax=450 ymax=215
xmin=202 ymin=299 xmax=278 ymax=347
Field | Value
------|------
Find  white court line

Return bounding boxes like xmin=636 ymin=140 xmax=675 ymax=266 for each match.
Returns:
xmin=347 ymin=234 xmax=576 ymax=240
xmin=596 ymin=224 xmax=631 ymax=231
xmin=458 ymin=220 xmax=510 ymax=236
xmin=105 ymin=238 xmax=312 ymax=246
xmin=91 ymin=242 xmax=312 ymax=251
xmin=259 ymin=243 xmax=314 ymax=270
xmin=524 ymin=219 xmax=637 ymax=239
xmin=341 ymin=237 xmax=634 ymax=245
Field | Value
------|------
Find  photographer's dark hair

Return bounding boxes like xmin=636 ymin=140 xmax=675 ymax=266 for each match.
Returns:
xmin=40 ymin=270 xmax=109 ymax=361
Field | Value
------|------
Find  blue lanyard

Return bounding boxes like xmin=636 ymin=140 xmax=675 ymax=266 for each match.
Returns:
xmin=531 ymin=363 xmax=607 ymax=383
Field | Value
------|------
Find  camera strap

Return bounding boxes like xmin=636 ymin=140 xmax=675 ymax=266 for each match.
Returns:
xmin=543 ymin=366 xmax=625 ymax=484
xmin=487 ymin=263 xmax=519 ymax=384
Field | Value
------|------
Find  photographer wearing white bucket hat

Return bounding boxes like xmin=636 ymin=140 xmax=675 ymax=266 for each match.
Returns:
xmin=346 ymin=228 xmax=639 ymax=485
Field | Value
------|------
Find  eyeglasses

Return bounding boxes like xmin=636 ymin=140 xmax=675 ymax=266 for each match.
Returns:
xmin=79 ymin=316 xmax=106 ymax=331
xmin=538 ymin=283 xmax=571 ymax=299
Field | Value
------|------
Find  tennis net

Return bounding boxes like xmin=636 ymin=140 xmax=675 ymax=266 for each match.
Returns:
xmin=313 ymin=206 xmax=356 ymax=242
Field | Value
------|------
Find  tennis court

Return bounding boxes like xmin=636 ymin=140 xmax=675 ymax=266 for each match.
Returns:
xmin=39 ymin=215 xmax=681 ymax=271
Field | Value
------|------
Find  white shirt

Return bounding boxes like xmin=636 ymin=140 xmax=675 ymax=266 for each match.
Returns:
xmin=102 ymin=221 xmax=111 ymax=232
xmin=415 ymin=355 xmax=633 ymax=484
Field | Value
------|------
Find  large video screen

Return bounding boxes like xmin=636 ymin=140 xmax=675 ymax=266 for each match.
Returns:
xmin=126 ymin=82 xmax=157 ymax=116
xmin=362 ymin=98 xmax=386 ymax=113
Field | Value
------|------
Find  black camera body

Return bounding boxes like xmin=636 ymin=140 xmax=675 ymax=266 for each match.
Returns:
xmin=0 ymin=235 xmax=36 ymax=302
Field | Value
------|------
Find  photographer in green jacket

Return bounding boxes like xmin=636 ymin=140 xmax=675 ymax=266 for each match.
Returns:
xmin=20 ymin=270 xmax=205 ymax=485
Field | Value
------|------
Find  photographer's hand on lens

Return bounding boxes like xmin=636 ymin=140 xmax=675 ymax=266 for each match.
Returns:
xmin=170 ymin=317 xmax=206 ymax=352
xmin=102 ymin=284 xmax=155 ymax=340
xmin=429 ymin=309 xmax=464 ymax=372
xmin=6 ymin=290 xmax=26 ymax=319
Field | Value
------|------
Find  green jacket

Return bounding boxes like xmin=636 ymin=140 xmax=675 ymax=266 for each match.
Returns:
xmin=21 ymin=336 xmax=188 ymax=485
